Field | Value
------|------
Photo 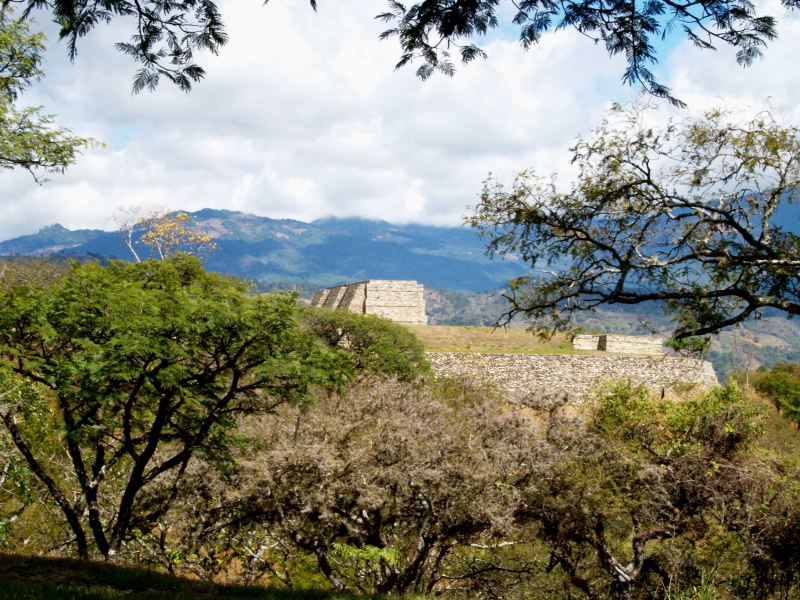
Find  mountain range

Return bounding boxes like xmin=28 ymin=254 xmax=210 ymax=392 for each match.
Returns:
xmin=0 ymin=209 xmax=527 ymax=293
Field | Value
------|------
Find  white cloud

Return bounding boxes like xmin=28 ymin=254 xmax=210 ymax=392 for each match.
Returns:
xmin=667 ymin=1 xmax=800 ymax=117
xmin=2 ymin=0 xmax=797 ymax=242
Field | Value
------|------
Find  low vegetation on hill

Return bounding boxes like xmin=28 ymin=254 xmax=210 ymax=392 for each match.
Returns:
xmin=3 ymin=257 xmax=800 ymax=600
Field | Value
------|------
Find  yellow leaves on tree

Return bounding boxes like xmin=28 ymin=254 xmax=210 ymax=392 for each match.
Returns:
xmin=112 ymin=205 xmax=217 ymax=262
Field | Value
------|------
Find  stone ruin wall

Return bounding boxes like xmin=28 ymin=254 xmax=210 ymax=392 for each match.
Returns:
xmin=311 ymin=280 xmax=428 ymax=325
xmin=310 ymin=284 xmax=716 ymax=397
xmin=572 ymin=334 xmax=665 ymax=355
xmin=426 ymin=352 xmax=718 ymax=402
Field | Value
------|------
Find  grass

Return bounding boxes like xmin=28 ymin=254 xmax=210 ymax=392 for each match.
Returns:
xmin=0 ymin=554 xmax=393 ymax=600
xmin=407 ymin=325 xmax=603 ymax=355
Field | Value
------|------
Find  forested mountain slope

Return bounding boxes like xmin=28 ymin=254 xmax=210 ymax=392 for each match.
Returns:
xmin=0 ymin=210 xmax=526 ymax=293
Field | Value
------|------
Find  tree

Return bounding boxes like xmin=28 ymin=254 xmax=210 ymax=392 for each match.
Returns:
xmin=301 ymin=307 xmax=431 ymax=381
xmin=0 ymin=372 xmax=45 ymax=549
xmin=10 ymin=0 xmax=796 ymax=101
xmin=376 ymin=0 xmax=794 ymax=106
xmin=124 ymin=377 xmax=800 ymax=599
xmin=0 ymin=256 xmax=71 ymax=290
xmin=138 ymin=378 xmax=544 ymax=594
xmin=468 ymin=101 xmax=800 ymax=344
xmin=0 ymin=7 xmax=97 ymax=182
xmin=112 ymin=205 xmax=217 ymax=262
xmin=0 ymin=255 xmax=346 ymax=559
xmin=745 ymin=362 xmax=800 ymax=425
xmin=513 ymin=381 xmax=769 ymax=600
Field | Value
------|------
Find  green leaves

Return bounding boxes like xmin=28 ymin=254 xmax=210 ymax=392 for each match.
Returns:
xmin=0 ymin=255 xmax=346 ymax=558
xmin=0 ymin=9 xmax=45 ymax=101
xmin=0 ymin=7 xmax=99 ymax=182
xmin=377 ymin=0 xmax=790 ymax=105
xmin=301 ymin=307 xmax=430 ymax=381
xmin=469 ymin=101 xmax=800 ymax=342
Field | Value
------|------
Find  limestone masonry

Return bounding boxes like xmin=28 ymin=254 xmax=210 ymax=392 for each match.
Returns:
xmin=572 ymin=334 xmax=665 ymax=355
xmin=311 ymin=280 xmax=428 ymax=325
xmin=426 ymin=353 xmax=718 ymax=401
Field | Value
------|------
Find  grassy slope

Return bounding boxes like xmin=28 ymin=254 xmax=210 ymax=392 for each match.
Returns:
xmin=407 ymin=325 xmax=573 ymax=354
xmin=408 ymin=325 xmax=657 ymax=356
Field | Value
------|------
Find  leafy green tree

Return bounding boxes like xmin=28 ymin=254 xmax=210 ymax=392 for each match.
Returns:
xmin=745 ymin=362 xmax=800 ymax=425
xmin=469 ymin=101 xmax=800 ymax=344
xmin=516 ymin=382 xmax=768 ymax=600
xmin=0 ymin=8 xmax=96 ymax=182
xmin=302 ymin=307 xmax=431 ymax=381
xmin=11 ymin=0 xmax=796 ymax=101
xmin=0 ymin=255 xmax=346 ymax=560
xmin=0 ymin=373 xmax=46 ymax=549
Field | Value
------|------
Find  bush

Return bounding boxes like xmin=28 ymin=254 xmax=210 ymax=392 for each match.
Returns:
xmin=742 ymin=362 xmax=800 ymax=425
xmin=302 ymin=308 xmax=430 ymax=381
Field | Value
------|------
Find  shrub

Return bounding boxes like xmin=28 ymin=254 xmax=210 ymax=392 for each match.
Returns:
xmin=302 ymin=308 xmax=430 ymax=381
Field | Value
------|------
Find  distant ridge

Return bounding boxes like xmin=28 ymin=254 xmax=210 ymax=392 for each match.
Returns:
xmin=0 ymin=210 xmax=526 ymax=293
xmin=0 ymin=224 xmax=107 ymax=255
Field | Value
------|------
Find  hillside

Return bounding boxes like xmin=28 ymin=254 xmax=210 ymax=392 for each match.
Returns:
xmin=0 ymin=210 xmax=526 ymax=293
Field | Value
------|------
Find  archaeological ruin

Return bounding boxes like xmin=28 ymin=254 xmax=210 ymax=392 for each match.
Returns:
xmin=310 ymin=280 xmax=428 ymax=325
xmin=572 ymin=334 xmax=665 ymax=355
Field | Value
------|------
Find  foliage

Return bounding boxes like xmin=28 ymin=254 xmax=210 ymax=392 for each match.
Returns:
xmin=12 ymin=0 xmax=795 ymax=101
xmin=112 ymin=205 xmax=218 ymax=262
xmin=0 ymin=255 xmax=346 ymax=560
xmin=0 ymin=373 xmax=46 ymax=548
xmin=511 ymin=382 xmax=770 ymax=600
xmin=134 ymin=378 xmax=546 ymax=594
xmin=0 ymin=7 xmax=97 ymax=182
xmin=0 ymin=256 xmax=71 ymax=290
xmin=469 ymin=101 xmax=800 ymax=345
xmin=302 ymin=308 xmax=431 ymax=381
xmin=742 ymin=362 xmax=800 ymax=425
xmin=28 ymin=371 xmax=800 ymax=599
xmin=376 ymin=0 xmax=794 ymax=105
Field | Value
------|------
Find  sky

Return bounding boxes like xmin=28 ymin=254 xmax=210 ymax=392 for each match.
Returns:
xmin=2 ymin=0 xmax=800 ymax=242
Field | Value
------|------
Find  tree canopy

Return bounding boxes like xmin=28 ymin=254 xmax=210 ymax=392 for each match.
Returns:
xmin=0 ymin=255 xmax=346 ymax=559
xmin=9 ymin=0 xmax=797 ymax=101
xmin=0 ymin=7 xmax=96 ymax=182
xmin=301 ymin=307 xmax=431 ymax=381
xmin=468 ymin=101 xmax=800 ymax=343
xmin=95 ymin=377 xmax=800 ymax=598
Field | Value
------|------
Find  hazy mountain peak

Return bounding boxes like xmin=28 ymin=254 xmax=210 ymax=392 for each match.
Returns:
xmin=0 ymin=210 xmax=524 ymax=292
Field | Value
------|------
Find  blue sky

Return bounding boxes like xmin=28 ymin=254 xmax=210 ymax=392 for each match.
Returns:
xmin=1 ymin=0 xmax=799 ymax=242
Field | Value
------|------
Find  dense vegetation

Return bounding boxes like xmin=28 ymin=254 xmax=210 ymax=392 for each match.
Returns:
xmin=2 ymin=257 xmax=800 ymax=600
xmin=736 ymin=363 xmax=800 ymax=427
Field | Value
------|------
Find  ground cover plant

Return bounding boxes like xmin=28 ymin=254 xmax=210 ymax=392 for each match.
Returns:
xmin=0 ymin=553 xmax=380 ymax=600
